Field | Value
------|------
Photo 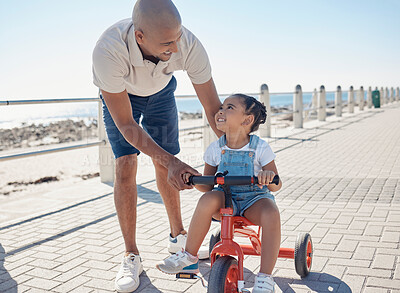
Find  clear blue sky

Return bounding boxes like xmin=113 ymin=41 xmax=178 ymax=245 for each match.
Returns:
xmin=0 ymin=0 xmax=399 ymax=99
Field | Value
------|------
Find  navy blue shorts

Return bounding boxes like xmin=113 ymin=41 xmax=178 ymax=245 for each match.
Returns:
xmin=102 ymin=76 xmax=180 ymax=159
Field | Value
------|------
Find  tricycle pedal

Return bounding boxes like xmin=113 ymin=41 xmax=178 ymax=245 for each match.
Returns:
xmin=176 ymin=272 xmax=197 ymax=279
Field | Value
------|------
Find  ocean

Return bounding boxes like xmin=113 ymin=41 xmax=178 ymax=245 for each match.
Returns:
xmin=0 ymin=92 xmax=352 ymax=129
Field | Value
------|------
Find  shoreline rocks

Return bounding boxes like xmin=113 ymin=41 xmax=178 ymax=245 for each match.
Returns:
xmin=0 ymin=119 xmax=98 ymax=151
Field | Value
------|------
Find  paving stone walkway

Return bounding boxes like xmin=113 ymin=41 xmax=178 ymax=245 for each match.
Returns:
xmin=1 ymin=103 xmax=399 ymax=293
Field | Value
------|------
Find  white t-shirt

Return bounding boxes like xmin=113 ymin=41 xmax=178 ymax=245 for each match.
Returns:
xmin=203 ymin=138 xmax=276 ymax=176
xmin=92 ymin=19 xmax=212 ymax=96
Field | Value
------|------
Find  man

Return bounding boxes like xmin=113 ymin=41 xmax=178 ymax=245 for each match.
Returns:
xmin=92 ymin=0 xmax=222 ymax=292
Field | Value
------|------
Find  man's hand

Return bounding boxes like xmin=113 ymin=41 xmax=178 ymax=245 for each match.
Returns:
xmin=192 ymin=78 xmax=224 ymax=138
xmin=257 ymin=170 xmax=276 ymax=189
xmin=167 ymin=158 xmax=201 ymax=190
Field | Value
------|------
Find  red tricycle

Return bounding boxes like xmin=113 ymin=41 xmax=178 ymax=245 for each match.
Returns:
xmin=177 ymin=173 xmax=313 ymax=293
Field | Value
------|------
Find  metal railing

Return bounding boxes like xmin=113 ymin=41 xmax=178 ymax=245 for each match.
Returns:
xmin=1 ymin=85 xmax=399 ymax=183
xmin=0 ymin=98 xmax=99 ymax=106
xmin=0 ymin=141 xmax=105 ymax=162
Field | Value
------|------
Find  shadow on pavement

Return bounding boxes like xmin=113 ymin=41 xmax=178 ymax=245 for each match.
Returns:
xmin=0 ymin=244 xmax=17 ymax=292
xmin=137 ymin=185 xmax=163 ymax=204
xmin=137 ymin=270 xmax=163 ymax=292
xmin=0 ymin=192 xmax=113 ymax=231
xmin=2 ymin=184 xmax=163 ymax=258
xmin=275 ymin=272 xmax=352 ymax=293
xmin=197 ymin=266 xmax=353 ymax=293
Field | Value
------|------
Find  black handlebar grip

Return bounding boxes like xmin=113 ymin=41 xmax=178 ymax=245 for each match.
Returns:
xmin=271 ymin=175 xmax=280 ymax=185
xmin=253 ymin=175 xmax=280 ymax=185
xmin=188 ymin=175 xmax=215 ymax=185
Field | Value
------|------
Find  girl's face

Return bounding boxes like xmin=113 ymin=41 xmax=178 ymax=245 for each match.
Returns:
xmin=215 ymin=96 xmax=250 ymax=133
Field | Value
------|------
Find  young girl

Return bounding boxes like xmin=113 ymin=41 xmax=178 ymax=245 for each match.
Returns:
xmin=157 ymin=94 xmax=282 ymax=293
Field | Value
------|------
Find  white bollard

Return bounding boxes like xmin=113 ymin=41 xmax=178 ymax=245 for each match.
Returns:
xmin=390 ymin=87 xmax=394 ymax=103
xmin=367 ymin=86 xmax=372 ymax=109
xmin=359 ymin=86 xmax=364 ymax=111
xmin=259 ymin=84 xmax=271 ymax=137
xmin=348 ymin=86 xmax=354 ymax=113
xmin=335 ymin=85 xmax=342 ymax=117
xmin=98 ymin=98 xmax=115 ymax=184
xmin=396 ymin=87 xmax=400 ymax=102
xmin=385 ymin=87 xmax=389 ymax=104
xmin=293 ymin=84 xmax=303 ymax=128
xmin=380 ymin=87 xmax=384 ymax=106
xmin=318 ymin=85 xmax=326 ymax=121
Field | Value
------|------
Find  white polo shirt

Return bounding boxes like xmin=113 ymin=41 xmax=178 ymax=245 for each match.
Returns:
xmin=92 ymin=18 xmax=212 ymax=96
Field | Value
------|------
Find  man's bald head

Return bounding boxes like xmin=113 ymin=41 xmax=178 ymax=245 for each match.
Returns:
xmin=132 ymin=0 xmax=181 ymax=33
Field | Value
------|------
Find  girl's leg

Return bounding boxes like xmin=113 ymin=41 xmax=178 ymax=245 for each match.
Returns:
xmin=243 ymin=198 xmax=281 ymax=274
xmin=185 ymin=190 xmax=225 ymax=256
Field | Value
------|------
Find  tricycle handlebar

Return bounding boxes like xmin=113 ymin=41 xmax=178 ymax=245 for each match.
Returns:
xmin=188 ymin=175 xmax=280 ymax=186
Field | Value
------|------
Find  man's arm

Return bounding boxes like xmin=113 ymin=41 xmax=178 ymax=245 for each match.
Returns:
xmin=101 ymin=89 xmax=200 ymax=190
xmin=192 ymin=78 xmax=224 ymax=138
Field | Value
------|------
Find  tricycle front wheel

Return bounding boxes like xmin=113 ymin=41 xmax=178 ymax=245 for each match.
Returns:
xmin=207 ymin=256 xmax=239 ymax=293
xmin=209 ymin=228 xmax=221 ymax=257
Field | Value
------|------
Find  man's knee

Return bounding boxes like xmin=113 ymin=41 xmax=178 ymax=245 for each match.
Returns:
xmin=116 ymin=154 xmax=138 ymax=184
xmin=152 ymin=159 xmax=168 ymax=177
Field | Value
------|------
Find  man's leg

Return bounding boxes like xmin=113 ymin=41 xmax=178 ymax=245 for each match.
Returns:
xmin=113 ymin=154 xmax=144 ymax=293
xmin=152 ymin=159 xmax=185 ymax=238
xmin=114 ymin=154 xmax=139 ymax=254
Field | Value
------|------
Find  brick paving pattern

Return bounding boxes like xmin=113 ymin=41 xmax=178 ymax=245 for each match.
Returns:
xmin=1 ymin=103 xmax=399 ymax=292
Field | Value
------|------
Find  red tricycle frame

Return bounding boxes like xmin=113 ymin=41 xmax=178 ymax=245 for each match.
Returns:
xmin=185 ymin=174 xmax=313 ymax=293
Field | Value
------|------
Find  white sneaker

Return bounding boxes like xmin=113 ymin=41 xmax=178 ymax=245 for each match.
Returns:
xmin=252 ymin=274 xmax=276 ymax=293
xmin=168 ymin=233 xmax=210 ymax=260
xmin=156 ymin=250 xmax=199 ymax=275
xmin=198 ymin=246 xmax=210 ymax=260
xmin=115 ymin=253 xmax=143 ymax=293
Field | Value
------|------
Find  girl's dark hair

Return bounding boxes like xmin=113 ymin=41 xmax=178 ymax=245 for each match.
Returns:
xmin=232 ymin=93 xmax=267 ymax=133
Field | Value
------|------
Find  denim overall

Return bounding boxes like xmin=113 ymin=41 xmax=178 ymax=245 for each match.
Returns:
xmin=214 ymin=135 xmax=275 ymax=216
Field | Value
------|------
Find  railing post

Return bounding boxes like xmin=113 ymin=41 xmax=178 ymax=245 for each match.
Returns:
xmin=396 ymin=87 xmax=400 ymax=102
xmin=335 ymin=85 xmax=342 ymax=117
xmin=390 ymin=87 xmax=394 ymax=103
xmin=348 ymin=86 xmax=354 ymax=113
xmin=380 ymin=87 xmax=384 ymax=106
xmin=98 ymin=98 xmax=115 ymax=184
xmin=259 ymin=84 xmax=271 ymax=137
xmin=367 ymin=86 xmax=372 ymax=109
xmin=318 ymin=85 xmax=326 ymax=121
xmin=358 ymin=86 xmax=364 ymax=111
xmin=202 ymin=108 xmax=217 ymax=153
xmin=293 ymin=84 xmax=303 ymax=128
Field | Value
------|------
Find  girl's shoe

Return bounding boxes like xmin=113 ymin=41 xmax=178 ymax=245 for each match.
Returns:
xmin=252 ymin=274 xmax=275 ymax=293
xmin=156 ymin=250 xmax=199 ymax=275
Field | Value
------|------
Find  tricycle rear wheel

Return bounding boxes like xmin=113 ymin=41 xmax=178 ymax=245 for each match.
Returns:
xmin=294 ymin=232 xmax=313 ymax=277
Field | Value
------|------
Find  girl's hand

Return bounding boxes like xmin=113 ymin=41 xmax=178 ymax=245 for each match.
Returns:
xmin=257 ymin=170 xmax=276 ymax=188
xmin=182 ymin=172 xmax=193 ymax=185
